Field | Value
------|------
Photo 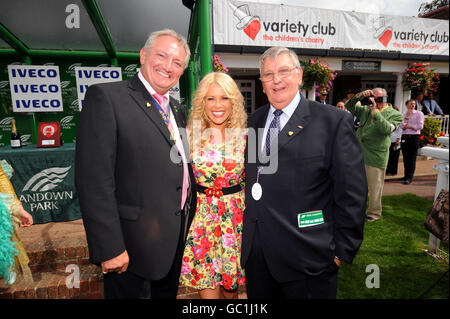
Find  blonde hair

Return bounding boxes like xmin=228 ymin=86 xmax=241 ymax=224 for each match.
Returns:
xmin=188 ymin=72 xmax=247 ymax=156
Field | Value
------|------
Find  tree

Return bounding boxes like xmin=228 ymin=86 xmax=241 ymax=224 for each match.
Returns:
xmin=418 ymin=0 xmax=449 ymax=15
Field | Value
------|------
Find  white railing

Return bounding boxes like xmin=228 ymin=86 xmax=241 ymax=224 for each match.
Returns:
xmin=418 ymin=136 xmax=449 ymax=259
xmin=424 ymin=114 xmax=449 ymax=136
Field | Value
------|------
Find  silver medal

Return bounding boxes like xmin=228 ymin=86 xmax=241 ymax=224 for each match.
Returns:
xmin=251 ymin=182 xmax=262 ymax=201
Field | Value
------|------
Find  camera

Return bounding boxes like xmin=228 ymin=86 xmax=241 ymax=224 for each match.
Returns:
xmin=360 ymin=95 xmax=375 ymax=105
xmin=360 ymin=95 xmax=387 ymax=105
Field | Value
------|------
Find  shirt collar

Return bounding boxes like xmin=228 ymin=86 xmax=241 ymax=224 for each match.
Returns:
xmin=138 ymin=71 xmax=170 ymax=101
xmin=269 ymin=91 xmax=300 ymax=117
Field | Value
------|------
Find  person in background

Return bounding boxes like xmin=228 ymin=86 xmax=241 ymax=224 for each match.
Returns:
xmin=414 ymin=92 xmax=425 ymax=113
xmin=422 ymin=93 xmax=444 ymax=116
xmin=345 ymin=88 xmax=403 ymax=222
xmin=336 ymin=100 xmax=347 ymax=111
xmin=180 ymin=72 xmax=247 ymax=299
xmin=399 ymin=99 xmax=424 ymax=185
xmin=386 ymin=107 xmax=403 ymax=176
xmin=318 ymin=92 xmax=327 ymax=104
xmin=76 ymin=29 xmax=196 ymax=299
xmin=0 ymin=160 xmax=33 ymax=286
xmin=242 ymin=46 xmax=367 ymax=299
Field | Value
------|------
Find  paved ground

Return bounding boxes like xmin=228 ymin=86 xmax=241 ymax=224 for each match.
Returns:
xmin=383 ymin=157 xmax=439 ymax=200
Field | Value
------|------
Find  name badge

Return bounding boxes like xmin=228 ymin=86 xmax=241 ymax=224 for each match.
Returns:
xmin=297 ymin=210 xmax=324 ymax=228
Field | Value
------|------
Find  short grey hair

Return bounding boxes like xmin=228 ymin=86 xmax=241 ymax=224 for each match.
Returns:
xmin=143 ymin=29 xmax=191 ymax=69
xmin=373 ymin=87 xmax=387 ymax=96
xmin=259 ymin=47 xmax=301 ymax=75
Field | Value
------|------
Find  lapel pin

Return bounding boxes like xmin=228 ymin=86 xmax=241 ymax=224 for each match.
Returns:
xmin=288 ymin=131 xmax=294 ymax=136
xmin=146 ymin=102 xmax=151 ymax=108
xmin=297 ymin=125 xmax=303 ymax=129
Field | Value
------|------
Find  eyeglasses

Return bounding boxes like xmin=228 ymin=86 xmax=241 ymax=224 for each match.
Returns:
xmin=260 ymin=66 xmax=298 ymax=82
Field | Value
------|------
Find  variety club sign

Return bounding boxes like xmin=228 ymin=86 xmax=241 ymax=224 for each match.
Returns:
xmin=213 ymin=1 xmax=449 ymax=56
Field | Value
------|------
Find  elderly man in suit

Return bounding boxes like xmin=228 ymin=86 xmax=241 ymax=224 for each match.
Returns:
xmin=75 ymin=29 xmax=195 ymax=299
xmin=242 ymin=46 xmax=367 ymax=299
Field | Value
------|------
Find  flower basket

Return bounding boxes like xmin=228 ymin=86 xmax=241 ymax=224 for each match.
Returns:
xmin=301 ymin=59 xmax=337 ymax=96
xmin=402 ymin=62 xmax=439 ymax=94
xmin=213 ymin=55 xmax=229 ymax=73
xmin=419 ymin=117 xmax=445 ymax=148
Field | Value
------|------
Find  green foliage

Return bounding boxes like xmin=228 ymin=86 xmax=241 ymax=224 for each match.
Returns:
xmin=418 ymin=0 xmax=449 ymax=15
xmin=419 ymin=117 xmax=445 ymax=148
xmin=300 ymin=58 xmax=337 ymax=96
xmin=402 ymin=62 xmax=439 ymax=93
xmin=337 ymin=194 xmax=449 ymax=299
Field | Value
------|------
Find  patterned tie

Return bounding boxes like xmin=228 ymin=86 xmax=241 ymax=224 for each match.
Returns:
xmin=265 ymin=109 xmax=283 ymax=156
xmin=153 ymin=93 xmax=170 ymax=125
xmin=153 ymin=93 xmax=189 ymax=210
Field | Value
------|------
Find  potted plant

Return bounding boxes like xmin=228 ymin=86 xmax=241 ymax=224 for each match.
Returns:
xmin=301 ymin=58 xmax=337 ymax=97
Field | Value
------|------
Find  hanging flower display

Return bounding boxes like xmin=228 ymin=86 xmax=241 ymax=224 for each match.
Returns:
xmin=402 ymin=62 xmax=439 ymax=93
xmin=301 ymin=58 xmax=337 ymax=96
xmin=213 ymin=55 xmax=229 ymax=73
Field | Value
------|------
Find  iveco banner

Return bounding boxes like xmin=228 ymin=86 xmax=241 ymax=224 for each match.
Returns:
xmin=213 ymin=0 xmax=449 ymax=56
xmin=75 ymin=66 xmax=122 ymax=110
xmin=8 ymin=65 xmax=64 ymax=112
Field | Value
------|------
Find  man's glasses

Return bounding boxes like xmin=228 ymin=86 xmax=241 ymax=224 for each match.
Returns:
xmin=260 ymin=66 xmax=297 ymax=82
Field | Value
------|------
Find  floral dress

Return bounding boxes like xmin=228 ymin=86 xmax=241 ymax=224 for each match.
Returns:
xmin=179 ymin=137 xmax=246 ymax=291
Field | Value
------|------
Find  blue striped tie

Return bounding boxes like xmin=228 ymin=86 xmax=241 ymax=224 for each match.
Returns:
xmin=265 ymin=109 xmax=283 ymax=156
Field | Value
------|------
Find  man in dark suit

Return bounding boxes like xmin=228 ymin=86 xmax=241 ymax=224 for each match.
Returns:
xmin=242 ymin=47 xmax=367 ymax=299
xmin=75 ymin=29 xmax=195 ymax=299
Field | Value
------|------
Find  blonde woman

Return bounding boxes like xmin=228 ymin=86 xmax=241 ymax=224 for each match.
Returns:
xmin=180 ymin=72 xmax=247 ymax=299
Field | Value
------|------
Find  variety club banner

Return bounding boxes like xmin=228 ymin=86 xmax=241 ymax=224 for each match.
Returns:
xmin=213 ymin=0 xmax=449 ymax=56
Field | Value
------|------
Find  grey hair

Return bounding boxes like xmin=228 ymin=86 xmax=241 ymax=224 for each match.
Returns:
xmin=143 ymin=29 xmax=191 ymax=69
xmin=259 ymin=46 xmax=301 ymax=75
xmin=373 ymin=87 xmax=387 ymax=96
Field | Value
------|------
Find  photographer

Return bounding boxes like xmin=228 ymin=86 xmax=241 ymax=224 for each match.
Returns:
xmin=345 ymin=88 xmax=403 ymax=222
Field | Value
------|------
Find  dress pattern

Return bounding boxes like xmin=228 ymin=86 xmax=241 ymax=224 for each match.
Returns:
xmin=180 ymin=137 xmax=246 ymax=290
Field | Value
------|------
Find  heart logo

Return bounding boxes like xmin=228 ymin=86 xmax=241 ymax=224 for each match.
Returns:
xmin=244 ymin=19 xmax=261 ymax=40
xmin=378 ymin=29 xmax=392 ymax=47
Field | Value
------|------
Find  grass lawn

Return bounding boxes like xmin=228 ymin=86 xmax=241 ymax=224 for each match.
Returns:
xmin=337 ymin=193 xmax=449 ymax=299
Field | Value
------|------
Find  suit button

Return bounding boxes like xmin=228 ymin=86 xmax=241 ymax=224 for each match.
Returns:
xmin=177 ymin=162 xmax=182 ymax=167
xmin=175 ymin=210 xmax=182 ymax=216
xmin=250 ymin=217 xmax=258 ymax=223
xmin=176 ymin=186 xmax=182 ymax=192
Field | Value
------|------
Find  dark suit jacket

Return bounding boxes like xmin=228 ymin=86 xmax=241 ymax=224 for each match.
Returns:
xmin=241 ymin=94 xmax=367 ymax=281
xmin=75 ymin=74 xmax=195 ymax=281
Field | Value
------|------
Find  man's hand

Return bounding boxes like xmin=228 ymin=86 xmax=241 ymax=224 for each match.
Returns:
xmin=356 ymin=90 xmax=376 ymax=110
xmin=101 ymin=250 xmax=129 ymax=275
xmin=334 ymin=257 xmax=341 ymax=267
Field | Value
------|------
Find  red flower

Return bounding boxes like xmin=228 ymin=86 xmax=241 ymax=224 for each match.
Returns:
xmin=214 ymin=176 xmax=228 ymax=188
xmin=191 ymin=280 xmax=196 ymax=286
xmin=233 ymin=208 xmax=243 ymax=225
xmin=222 ymin=159 xmax=237 ymax=171
xmin=206 ymin=162 xmax=213 ymax=167
xmin=222 ymin=273 xmax=233 ymax=290
xmin=420 ymin=135 xmax=424 ymax=140
xmin=218 ymin=201 xmax=226 ymax=216
xmin=183 ymin=256 xmax=189 ymax=262
xmin=214 ymin=225 xmax=222 ymax=237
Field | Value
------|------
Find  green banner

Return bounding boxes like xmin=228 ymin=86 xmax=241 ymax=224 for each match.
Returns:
xmin=0 ymin=143 xmax=80 ymax=224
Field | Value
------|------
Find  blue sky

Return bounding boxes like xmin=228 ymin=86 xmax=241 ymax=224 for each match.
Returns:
xmin=245 ymin=0 xmax=425 ymax=17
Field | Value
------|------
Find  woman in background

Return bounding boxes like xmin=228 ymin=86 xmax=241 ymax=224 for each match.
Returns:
xmin=399 ymin=99 xmax=424 ymax=185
